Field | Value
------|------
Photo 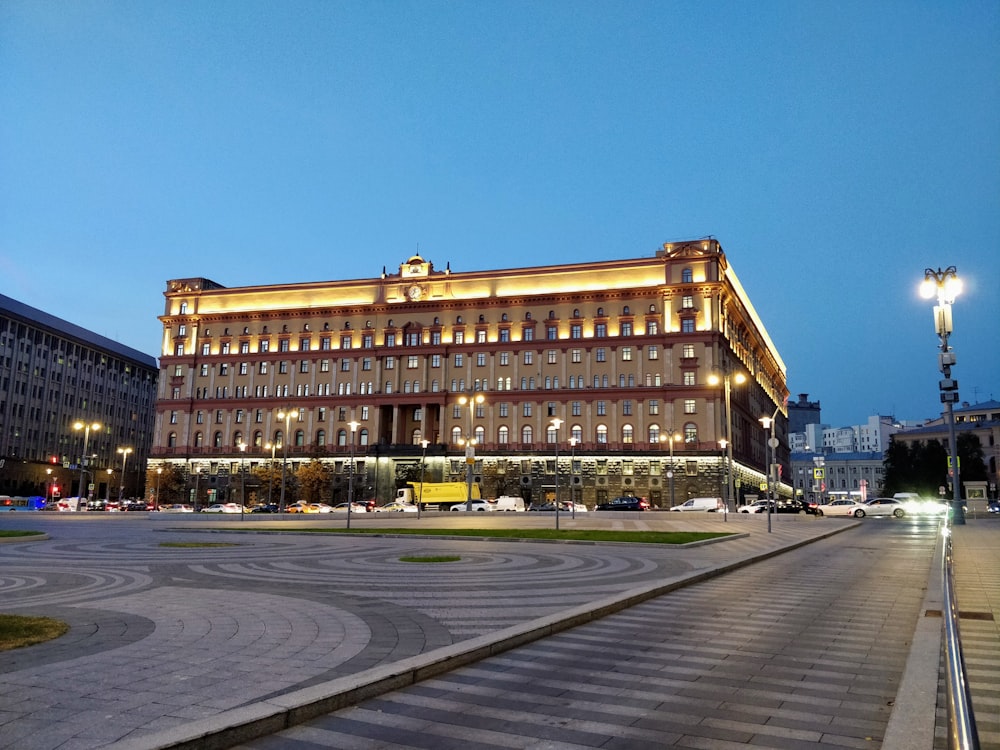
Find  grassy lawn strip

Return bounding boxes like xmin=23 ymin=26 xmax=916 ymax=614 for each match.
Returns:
xmin=0 ymin=530 xmax=45 ymax=538
xmin=294 ymin=528 xmax=731 ymax=544
xmin=0 ymin=614 xmax=69 ymax=651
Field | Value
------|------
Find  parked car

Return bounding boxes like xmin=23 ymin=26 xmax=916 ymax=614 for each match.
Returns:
xmin=595 ymin=497 xmax=650 ymax=511
xmin=450 ymin=500 xmax=494 ymax=512
xmin=159 ymin=503 xmax=194 ymax=513
xmin=286 ymin=502 xmax=319 ymax=514
xmin=310 ymin=503 xmax=335 ymax=513
xmin=989 ymin=500 xmax=1000 ymax=514
xmin=748 ymin=499 xmax=810 ymax=515
xmin=375 ymin=502 xmax=418 ymax=513
xmin=738 ymin=500 xmax=769 ymax=514
xmin=864 ymin=498 xmax=907 ymax=518
xmin=669 ymin=497 xmax=723 ymax=512
xmin=123 ymin=501 xmax=153 ymax=512
xmin=816 ymin=499 xmax=868 ymax=517
xmin=203 ymin=503 xmax=247 ymax=513
xmin=331 ymin=502 xmax=369 ymax=513
xmin=528 ymin=501 xmax=587 ymax=512
xmin=493 ymin=496 xmax=527 ymax=512
xmin=251 ymin=503 xmax=280 ymax=513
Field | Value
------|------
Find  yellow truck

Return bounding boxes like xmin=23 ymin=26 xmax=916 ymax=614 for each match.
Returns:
xmin=394 ymin=482 xmax=480 ymax=510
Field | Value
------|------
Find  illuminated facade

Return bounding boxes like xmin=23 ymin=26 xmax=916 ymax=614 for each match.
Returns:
xmin=151 ymin=240 xmax=789 ymax=508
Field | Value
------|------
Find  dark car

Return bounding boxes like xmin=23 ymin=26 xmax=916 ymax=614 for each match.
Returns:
xmin=595 ymin=496 xmax=650 ymax=511
xmin=251 ymin=503 xmax=280 ymax=513
xmin=988 ymin=500 xmax=1000 ymax=514
xmin=751 ymin=499 xmax=810 ymax=515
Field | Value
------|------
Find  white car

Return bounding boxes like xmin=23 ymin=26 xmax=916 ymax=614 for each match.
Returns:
xmin=159 ymin=504 xmax=194 ymax=513
xmin=450 ymin=501 xmax=494 ymax=512
xmin=202 ymin=503 xmax=248 ymax=514
xmin=376 ymin=502 xmax=418 ymax=513
xmin=331 ymin=502 xmax=368 ymax=513
xmin=816 ymin=499 xmax=868 ymax=517
xmin=738 ymin=500 xmax=769 ymax=514
xmin=864 ymin=498 xmax=907 ymax=518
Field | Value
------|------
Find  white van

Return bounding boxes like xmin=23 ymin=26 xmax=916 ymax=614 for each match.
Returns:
xmin=493 ymin=496 xmax=526 ymax=512
xmin=669 ymin=497 xmax=724 ymax=512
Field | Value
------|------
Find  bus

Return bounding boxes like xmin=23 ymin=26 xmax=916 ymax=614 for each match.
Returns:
xmin=0 ymin=495 xmax=48 ymax=511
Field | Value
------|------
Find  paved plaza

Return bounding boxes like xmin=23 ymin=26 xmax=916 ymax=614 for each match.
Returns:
xmin=0 ymin=511 xmax=996 ymax=749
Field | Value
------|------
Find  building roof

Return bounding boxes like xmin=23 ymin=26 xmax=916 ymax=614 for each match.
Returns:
xmin=0 ymin=293 xmax=157 ymax=368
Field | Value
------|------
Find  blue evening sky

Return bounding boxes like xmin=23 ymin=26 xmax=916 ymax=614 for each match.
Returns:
xmin=2 ymin=1 xmax=997 ymax=428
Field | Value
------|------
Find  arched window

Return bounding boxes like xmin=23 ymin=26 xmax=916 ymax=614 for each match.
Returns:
xmin=623 ymin=306 xmax=630 ymax=315
xmin=337 ymin=429 xmax=347 ymax=447
xmin=546 ymin=423 xmax=559 ymax=443
xmin=168 ymin=432 xmax=177 ymax=448
xmin=194 ymin=431 xmax=203 ymax=447
xmin=316 ymin=430 xmax=326 ymax=446
xmin=501 ymin=313 xmax=508 ymax=321
xmin=622 ymin=424 xmax=634 ymax=444
xmin=274 ymin=430 xmax=284 ymax=446
xmin=451 ymin=426 xmax=463 ymax=444
xmin=682 ymin=267 xmax=693 ymax=283
xmin=179 ymin=302 xmax=188 ymax=314
xmin=596 ymin=425 xmax=608 ymax=444
xmin=233 ymin=431 xmax=243 ymax=447
xmin=498 ymin=426 xmax=509 ymax=444
xmin=295 ymin=430 xmax=305 ymax=447
xmin=525 ymin=312 xmax=532 ymax=320
xmin=648 ymin=425 xmax=661 ymax=444
xmin=359 ymin=429 xmax=369 ymax=446
xmin=474 ymin=425 xmax=486 ymax=444
xmin=573 ymin=309 xmax=580 ymax=318
xmin=253 ymin=430 xmax=263 ymax=447
xmin=412 ymin=429 xmax=423 ymax=445
xmin=214 ymin=431 xmax=223 ymax=448
xmin=684 ymin=423 xmax=698 ymax=444
xmin=571 ymin=424 xmax=583 ymax=443
xmin=521 ymin=425 xmax=533 ymax=444
xmin=597 ymin=307 xmax=604 ymax=317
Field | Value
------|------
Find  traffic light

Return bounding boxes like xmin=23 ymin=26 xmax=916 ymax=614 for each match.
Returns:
xmin=50 ymin=455 xmax=58 ymax=464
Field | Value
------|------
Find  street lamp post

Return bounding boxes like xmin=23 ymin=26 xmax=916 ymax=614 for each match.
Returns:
xmin=709 ymin=371 xmax=747 ymax=514
xmin=920 ymin=266 xmax=965 ymax=524
xmin=458 ymin=393 xmax=485 ymax=511
xmin=117 ymin=447 xmax=133 ymax=503
xmin=418 ymin=439 xmax=429 ymax=520
xmin=347 ymin=420 xmax=359 ymax=528
xmin=155 ymin=467 xmax=162 ymax=511
xmin=193 ymin=465 xmax=201 ymax=511
xmin=276 ymin=409 xmax=294 ymax=513
xmin=46 ymin=468 xmax=53 ymax=505
xmin=550 ymin=418 xmax=563 ymax=529
xmin=238 ymin=441 xmax=247 ymax=519
xmin=265 ymin=441 xmax=279 ymax=505
xmin=760 ymin=409 xmax=780 ymax=534
xmin=662 ymin=430 xmax=680 ymax=508
xmin=106 ymin=468 xmax=113 ymax=503
xmin=569 ymin=437 xmax=578 ymax=519
xmin=719 ymin=439 xmax=729 ymax=523
xmin=73 ymin=421 xmax=102 ymax=506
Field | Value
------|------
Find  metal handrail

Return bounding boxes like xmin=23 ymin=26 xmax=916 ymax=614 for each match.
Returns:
xmin=942 ymin=521 xmax=980 ymax=750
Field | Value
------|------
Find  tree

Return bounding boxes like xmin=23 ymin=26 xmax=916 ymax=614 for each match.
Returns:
xmin=145 ymin=464 xmax=187 ymax=506
xmin=883 ymin=438 xmax=914 ymax=497
xmin=252 ymin=463 xmax=283 ymax=505
xmin=957 ymin=433 xmax=988 ymax=483
xmin=297 ymin=460 xmax=332 ymax=505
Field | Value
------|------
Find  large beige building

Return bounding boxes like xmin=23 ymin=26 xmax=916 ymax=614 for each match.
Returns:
xmin=151 ymin=239 xmax=789 ymax=509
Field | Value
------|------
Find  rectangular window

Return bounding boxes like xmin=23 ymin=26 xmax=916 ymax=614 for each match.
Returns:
xmin=454 ymin=331 xmax=464 ymax=344
xmin=572 ymin=401 xmax=581 ymax=416
xmin=196 ymin=411 xmax=204 ymax=424
xmin=499 ymin=403 xmax=509 ymax=418
xmin=623 ymin=400 xmax=632 ymax=416
xmin=385 ymin=333 xmax=396 ymax=347
xmin=259 ymin=340 xmax=270 ymax=353
xmin=682 ymin=344 xmax=695 ymax=358
xmin=240 ymin=342 xmax=250 ymax=354
xmin=340 ymin=359 xmax=351 ymax=371
xmin=321 ymin=337 xmax=332 ymax=350
xmin=571 ymin=349 xmax=582 ymax=363
xmin=476 ymin=330 xmax=487 ymax=343
xmin=408 ymin=356 xmax=419 ymax=369
xmin=279 ymin=339 xmax=290 ymax=352
xmin=621 ymin=322 xmax=633 ymax=336
xmin=454 ymin=354 xmax=463 ymax=367
xmin=341 ymin=335 xmax=352 ymax=349
xmin=597 ymin=401 xmax=606 ymax=416
xmin=682 ymin=295 xmax=694 ymax=309
xmin=595 ymin=323 xmax=607 ymax=337
xmin=681 ymin=319 xmax=695 ymax=333
xmin=259 ymin=362 xmax=268 ymax=375
xmin=621 ymin=347 xmax=632 ymax=361
xmin=649 ymin=400 xmax=659 ymax=415
xmin=571 ymin=324 xmax=582 ymax=339
xmin=385 ymin=356 xmax=396 ymax=370
xmin=300 ymin=337 xmax=311 ymax=351
xmin=547 ymin=350 xmax=558 ymax=364
xmin=300 ymin=361 xmax=310 ymax=373
xmin=169 ymin=410 xmax=178 ymax=424
xmin=278 ymin=361 xmax=288 ymax=374
xmin=477 ymin=353 xmax=486 ymax=366
xmin=523 ymin=328 xmax=534 ymax=341
xmin=431 ymin=331 xmax=441 ymax=345
xmin=647 ymin=346 xmax=658 ymax=360
xmin=320 ymin=360 xmax=330 ymax=372
xmin=178 ymin=324 xmax=186 ymax=336
xmin=646 ymin=321 xmax=658 ymax=335
xmin=499 ymin=329 xmax=510 ymax=342
xmin=499 ymin=352 xmax=509 ymax=366
xmin=361 ymin=358 xmax=372 ymax=371
xmin=523 ymin=403 xmax=533 ymax=417
xmin=200 ymin=363 xmax=209 ymax=376
xmin=221 ymin=342 xmax=231 ymax=355
xmin=523 ymin=351 xmax=534 ymax=365
xmin=596 ymin=348 xmax=606 ymax=362
xmin=430 ymin=354 xmax=440 ymax=368
xmin=362 ymin=334 xmax=373 ymax=348
xmin=235 ymin=409 xmax=244 ymax=423
xmin=684 ymin=399 xmax=696 ymax=414
xmin=201 ymin=343 xmax=210 ymax=356
xmin=683 ymin=371 xmax=696 ymax=386
xmin=546 ymin=326 xmax=558 ymax=340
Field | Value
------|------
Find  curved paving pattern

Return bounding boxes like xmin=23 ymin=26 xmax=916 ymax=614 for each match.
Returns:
xmin=0 ymin=513 xmax=859 ymax=749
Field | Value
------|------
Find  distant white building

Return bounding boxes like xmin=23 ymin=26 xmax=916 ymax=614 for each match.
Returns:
xmin=789 ymin=415 xmax=907 ymax=455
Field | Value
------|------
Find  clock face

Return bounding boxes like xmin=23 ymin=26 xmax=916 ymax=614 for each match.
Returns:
xmin=407 ymin=285 xmax=423 ymax=300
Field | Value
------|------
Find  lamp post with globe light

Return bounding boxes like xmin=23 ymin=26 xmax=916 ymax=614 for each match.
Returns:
xmin=276 ymin=409 xmax=294 ymax=513
xmin=117 ymin=447 xmax=132 ymax=503
xmin=458 ymin=393 xmax=485 ymax=511
xmin=347 ymin=421 xmax=359 ymax=528
xmin=418 ymin=439 xmax=429 ymax=520
xmin=920 ymin=266 xmax=965 ymax=524
xmin=550 ymin=418 xmax=563 ymax=529
xmin=709 ymin=370 xmax=747 ymax=515
xmin=73 ymin=421 xmax=102 ymax=505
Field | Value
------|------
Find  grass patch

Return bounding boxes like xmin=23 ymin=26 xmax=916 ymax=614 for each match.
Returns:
xmin=158 ymin=541 xmax=241 ymax=548
xmin=0 ymin=614 xmax=69 ymax=651
xmin=399 ymin=555 xmax=462 ymax=563
xmin=0 ymin=530 xmax=45 ymax=538
xmin=294 ymin=528 xmax=731 ymax=545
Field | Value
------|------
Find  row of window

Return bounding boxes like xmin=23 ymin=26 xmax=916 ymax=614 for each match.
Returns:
xmin=165 ymin=423 xmax=704 ymax=450
xmin=172 ymin=319 xmax=706 ymax=357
